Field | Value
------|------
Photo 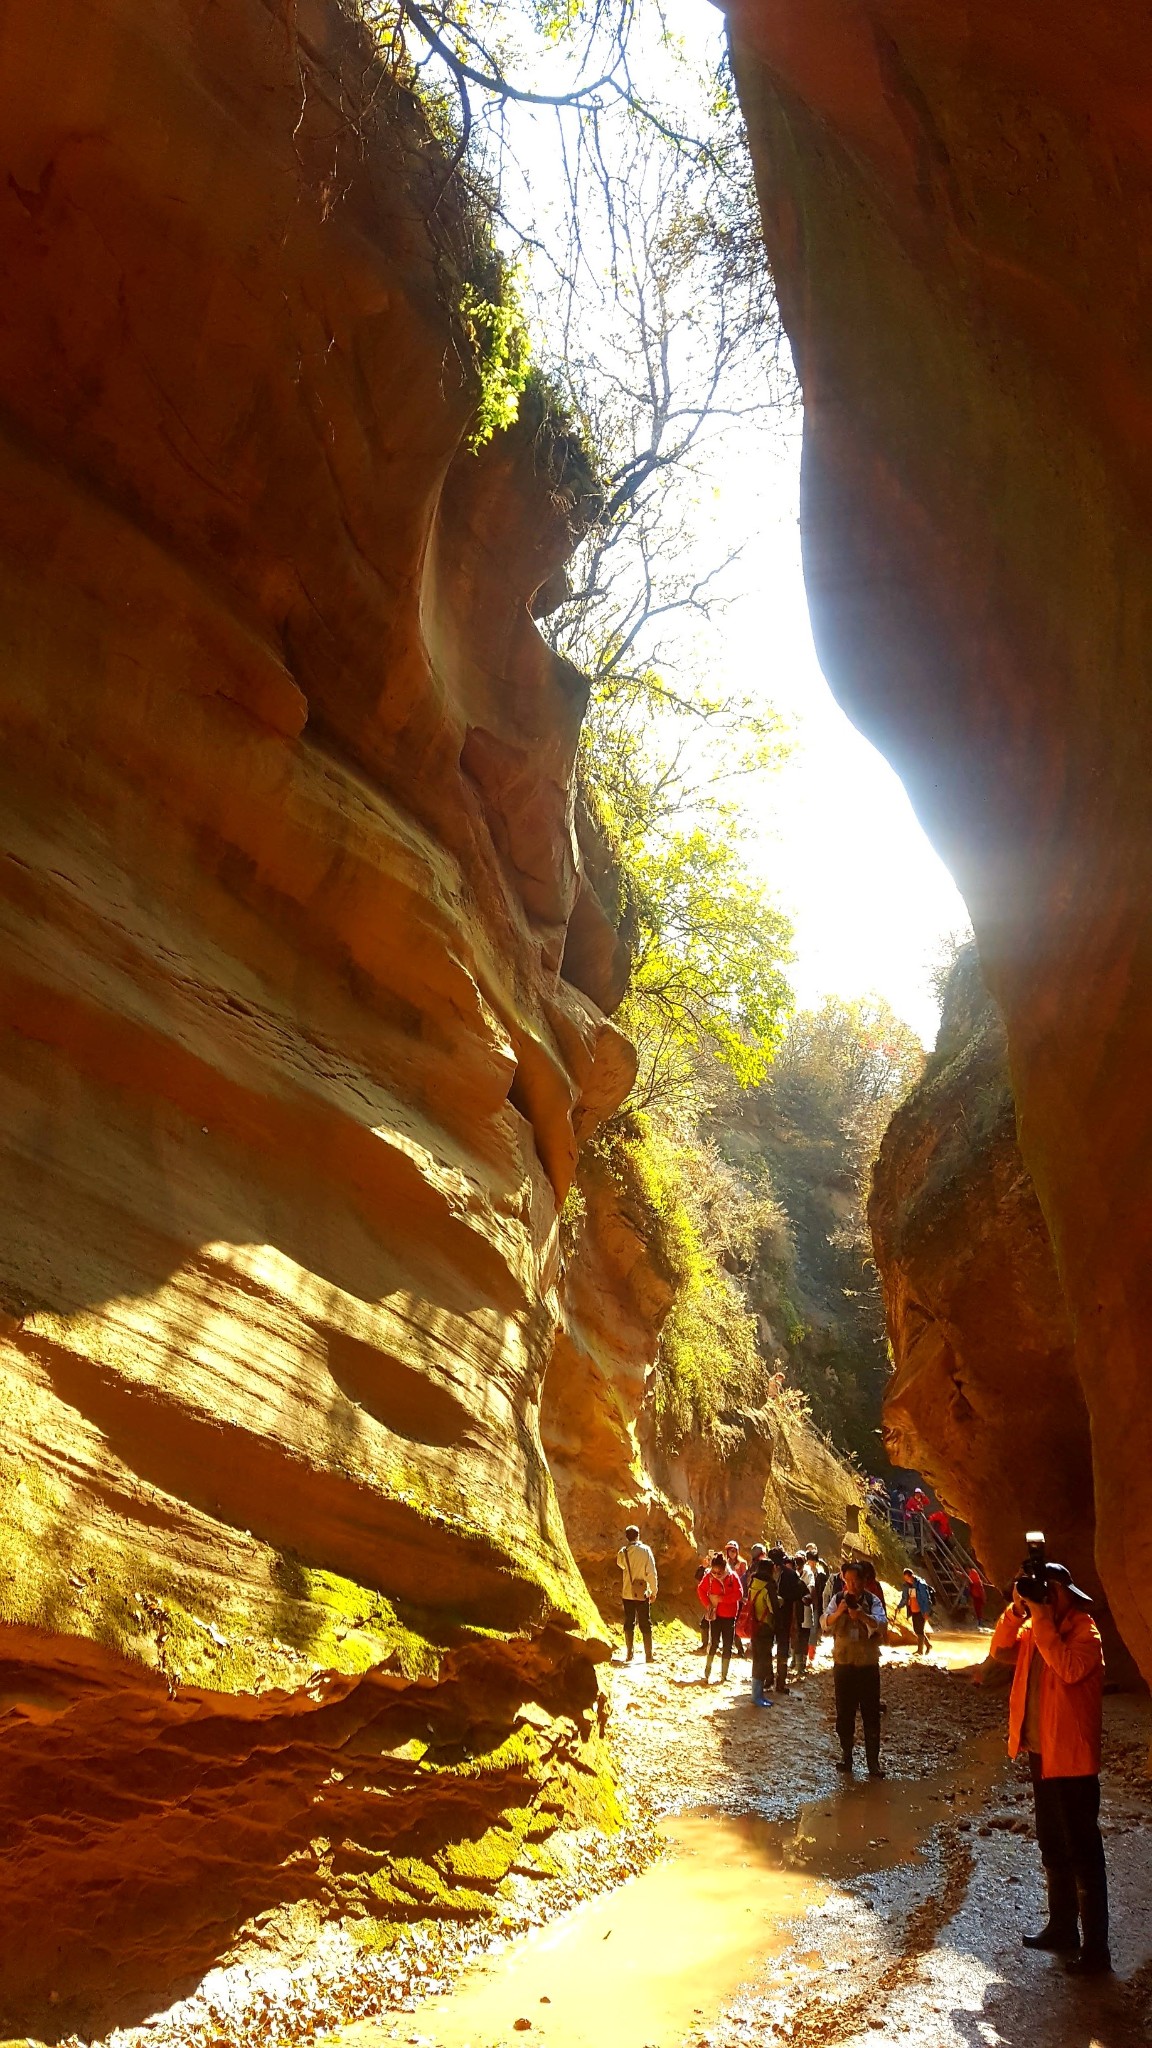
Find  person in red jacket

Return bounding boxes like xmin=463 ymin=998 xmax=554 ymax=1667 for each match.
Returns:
xmin=697 ymin=1553 xmax=741 ymax=1683
xmin=991 ymin=1561 xmax=1109 ymax=1974
xmin=965 ymin=1564 xmax=987 ymax=1627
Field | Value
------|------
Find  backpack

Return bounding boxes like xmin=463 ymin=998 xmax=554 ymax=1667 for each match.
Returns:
xmin=749 ymin=1579 xmax=778 ymax=1631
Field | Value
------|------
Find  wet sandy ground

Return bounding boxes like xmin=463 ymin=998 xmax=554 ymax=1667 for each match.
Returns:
xmin=87 ymin=1630 xmax=1151 ymax=2048
xmin=332 ymin=1631 xmax=1152 ymax=2048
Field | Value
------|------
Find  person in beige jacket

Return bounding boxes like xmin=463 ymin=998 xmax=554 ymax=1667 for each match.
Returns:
xmin=823 ymin=1562 xmax=887 ymax=1776
xmin=616 ymin=1524 xmax=658 ymax=1663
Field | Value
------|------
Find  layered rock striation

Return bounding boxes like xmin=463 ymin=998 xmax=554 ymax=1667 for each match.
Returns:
xmin=870 ymin=950 xmax=1094 ymax=1599
xmin=726 ymin=0 xmax=1152 ymax=1683
xmin=0 ymin=0 xmax=633 ymax=2029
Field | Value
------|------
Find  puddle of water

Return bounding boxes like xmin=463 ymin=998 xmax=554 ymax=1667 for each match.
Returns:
xmin=910 ymin=1630 xmax=994 ymax=1672
xmin=349 ymin=1810 xmax=826 ymax=2048
xmin=330 ymin=1714 xmax=1009 ymax=2048
xmin=334 ymin=1736 xmax=1008 ymax=2048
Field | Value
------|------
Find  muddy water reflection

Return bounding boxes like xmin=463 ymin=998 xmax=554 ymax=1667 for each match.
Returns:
xmin=375 ymin=1809 xmax=825 ymax=2048
xmin=353 ymin=1733 xmax=1006 ymax=2048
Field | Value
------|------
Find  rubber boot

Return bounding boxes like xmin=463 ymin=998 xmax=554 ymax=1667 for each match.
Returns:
xmin=1023 ymin=1867 xmax=1080 ymax=1953
xmin=752 ymin=1676 xmax=770 ymax=1707
xmin=720 ymin=1651 xmax=732 ymax=1682
xmin=703 ymin=1653 xmax=715 ymax=1685
xmin=1064 ymin=1874 xmax=1111 ymax=1975
xmin=865 ymin=1739 xmax=883 ymax=1779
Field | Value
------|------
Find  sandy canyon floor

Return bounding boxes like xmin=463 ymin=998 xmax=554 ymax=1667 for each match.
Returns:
xmin=87 ymin=1631 xmax=1152 ymax=2048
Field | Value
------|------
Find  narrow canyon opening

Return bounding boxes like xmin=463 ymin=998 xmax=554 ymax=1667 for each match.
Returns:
xmin=0 ymin=3 xmax=1150 ymax=2047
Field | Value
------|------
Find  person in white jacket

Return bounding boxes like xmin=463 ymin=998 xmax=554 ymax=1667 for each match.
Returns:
xmin=616 ymin=1524 xmax=658 ymax=1663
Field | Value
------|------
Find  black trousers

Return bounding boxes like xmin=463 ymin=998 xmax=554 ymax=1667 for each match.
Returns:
xmin=751 ymin=1627 xmax=775 ymax=1682
xmin=911 ymin=1612 xmax=927 ymax=1650
xmin=1030 ymin=1759 xmax=1109 ymax=1954
xmin=622 ymin=1597 xmax=653 ymax=1660
xmin=704 ymin=1614 xmax=735 ymax=1673
xmin=774 ymin=1606 xmax=803 ymax=1689
xmin=834 ymin=1663 xmax=881 ymax=1768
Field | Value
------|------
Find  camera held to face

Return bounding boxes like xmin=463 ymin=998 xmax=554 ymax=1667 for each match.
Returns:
xmin=1015 ymin=1530 xmax=1048 ymax=1605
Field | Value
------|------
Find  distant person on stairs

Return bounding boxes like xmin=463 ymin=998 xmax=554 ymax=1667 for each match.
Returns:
xmin=906 ymin=1486 xmax=930 ymax=1553
xmin=824 ymin=1562 xmax=887 ymax=1776
xmin=616 ymin=1525 xmax=657 ymax=1664
xmin=991 ymin=1559 xmax=1110 ymax=1976
xmin=698 ymin=1553 xmax=742 ymax=1683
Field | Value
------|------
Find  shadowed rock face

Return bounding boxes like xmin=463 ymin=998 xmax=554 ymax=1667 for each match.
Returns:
xmin=726 ymin=0 xmax=1152 ymax=1683
xmin=870 ymin=951 xmax=1099 ymax=1600
xmin=0 ymin=0 xmax=633 ymax=2027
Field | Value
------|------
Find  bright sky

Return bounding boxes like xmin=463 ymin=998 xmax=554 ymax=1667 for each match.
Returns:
xmin=710 ymin=424 xmax=971 ymax=1047
xmin=484 ymin=4 xmax=973 ymax=1050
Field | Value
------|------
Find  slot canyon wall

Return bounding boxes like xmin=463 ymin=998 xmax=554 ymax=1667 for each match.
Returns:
xmin=725 ymin=0 xmax=1152 ymax=1685
xmin=0 ymin=0 xmax=640 ymax=2031
xmin=868 ymin=952 xmax=1095 ymax=1594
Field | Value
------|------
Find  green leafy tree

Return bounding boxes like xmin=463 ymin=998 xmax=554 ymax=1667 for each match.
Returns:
xmin=622 ymin=824 xmax=793 ymax=1105
xmin=715 ymin=996 xmax=925 ymax=1462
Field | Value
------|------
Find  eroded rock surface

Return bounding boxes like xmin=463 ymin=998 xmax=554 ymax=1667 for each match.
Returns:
xmin=0 ymin=0 xmax=633 ymax=2028
xmin=870 ymin=952 xmax=1097 ymax=1596
xmin=726 ymin=0 xmax=1152 ymax=1682
xmin=544 ymin=1135 xmax=863 ymax=1607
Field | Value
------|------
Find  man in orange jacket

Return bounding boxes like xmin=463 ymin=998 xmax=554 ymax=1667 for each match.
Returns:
xmin=991 ymin=1561 xmax=1109 ymax=1974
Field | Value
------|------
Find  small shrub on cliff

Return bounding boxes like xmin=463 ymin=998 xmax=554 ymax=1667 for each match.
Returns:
xmin=598 ymin=1113 xmax=774 ymax=1447
xmin=459 ymin=271 xmax=533 ymax=449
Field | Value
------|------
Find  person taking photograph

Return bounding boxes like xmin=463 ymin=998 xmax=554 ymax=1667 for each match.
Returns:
xmin=990 ymin=1559 xmax=1109 ymax=1974
xmin=824 ymin=1561 xmax=887 ymax=1775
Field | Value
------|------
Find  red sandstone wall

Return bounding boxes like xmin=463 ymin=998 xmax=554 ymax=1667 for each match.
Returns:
xmin=0 ymin=0 xmax=632 ymax=2028
xmin=726 ymin=0 xmax=1152 ymax=1683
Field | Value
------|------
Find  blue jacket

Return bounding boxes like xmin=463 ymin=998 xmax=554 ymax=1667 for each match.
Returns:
xmin=895 ymin=1575 xmax=933 ymax=1616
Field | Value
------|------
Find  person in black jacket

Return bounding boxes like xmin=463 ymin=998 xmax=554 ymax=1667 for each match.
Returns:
xmin=768 ymin=1545 xmax=806 ymax=1694
xmin=747 ymin=1557 xmax=779 ymax=1708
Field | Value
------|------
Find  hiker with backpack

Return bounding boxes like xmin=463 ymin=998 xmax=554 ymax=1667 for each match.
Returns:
xmin=895 ymin=1566 xmax=934 ymax=1653
xmin=747 ymin=1554 xmax=779 ymax=1707
xmin=768 ymin=1545 xmax=807 ymax=1693
xmin=616 ymin=1524 xmax=658 ymax=1664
